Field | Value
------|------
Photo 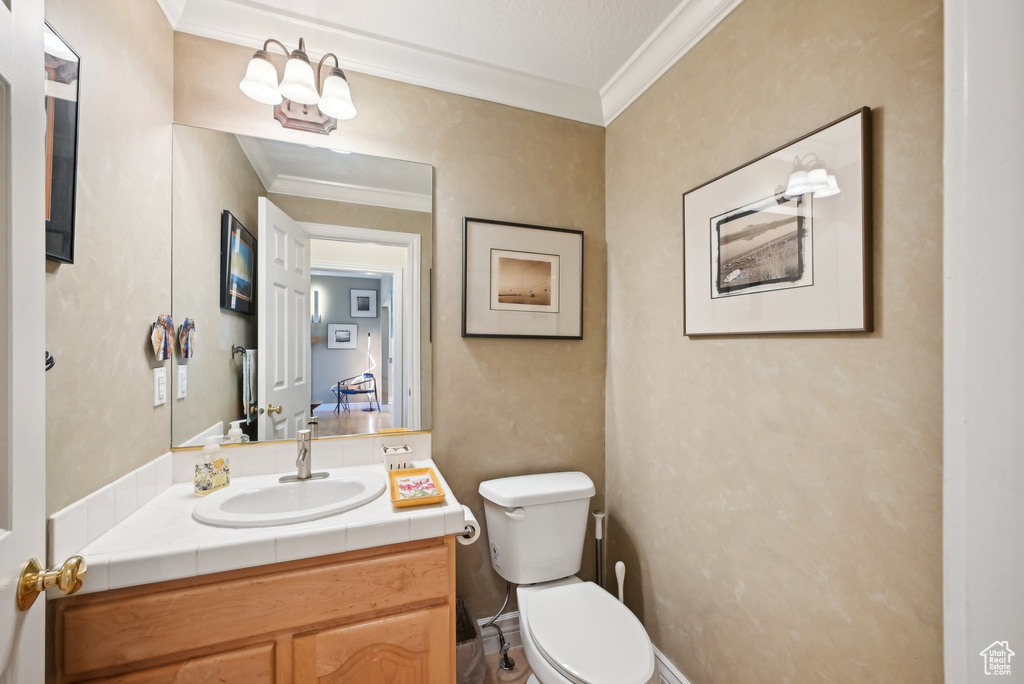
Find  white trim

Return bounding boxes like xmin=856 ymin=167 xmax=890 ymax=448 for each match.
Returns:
xmin=304 ymin=224 xmax=422 ymax=431
xmin=182 ymin=422 xmax=225 ymax=448
xmin=600 ymin=0 xmax=743 ymax=125
xmin=653 ymin=645 xmax=692 ymax=684
xmin=155 ymin=0 xmax=187 ymax=27
xmin=170 ymin=0 xmax=604 ymax=125
xmin=271 ymin=176 xmax=431 ymax=213
xmin=477 ymin=611 xmax=522 ymax=655
xmin=235 ymin=136 xmax=431 ymax=213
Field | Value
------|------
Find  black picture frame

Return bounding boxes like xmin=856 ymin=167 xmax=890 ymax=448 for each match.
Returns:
xmin=682 ymin=107 xmax=873 ymax=335
xmin=44 ymin=22 xmax=82 ymax=264
xmin=462 ymin=217 xmax=584 ymax=339
xmin=220 ymin=211 xmax=257 ymax=315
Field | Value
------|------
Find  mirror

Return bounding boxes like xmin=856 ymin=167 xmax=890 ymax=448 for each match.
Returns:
xmin=170 ymin=125 xmax=432 ymax=447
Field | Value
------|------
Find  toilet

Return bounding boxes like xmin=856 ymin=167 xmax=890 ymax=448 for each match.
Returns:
xmin=479 ymin=472 xmax=658 ymax=684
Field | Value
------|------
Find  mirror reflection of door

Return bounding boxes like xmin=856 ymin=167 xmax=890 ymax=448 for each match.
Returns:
xmin=169 ymin=125 xmax=431 ymax=447
xmin=257 ymin=198 xmax=311 ymax=442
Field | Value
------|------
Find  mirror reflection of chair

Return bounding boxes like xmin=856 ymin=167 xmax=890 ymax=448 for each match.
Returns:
xmin=331 ymin=374 xmax=382 ymax=413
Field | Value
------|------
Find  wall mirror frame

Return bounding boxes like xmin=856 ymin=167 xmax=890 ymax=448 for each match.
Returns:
xmin=170 ymin=124 xmax=433 ymax=449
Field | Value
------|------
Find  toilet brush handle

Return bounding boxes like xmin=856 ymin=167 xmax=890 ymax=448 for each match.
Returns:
xmin=615 ymin=561 xmax=625 ymax=603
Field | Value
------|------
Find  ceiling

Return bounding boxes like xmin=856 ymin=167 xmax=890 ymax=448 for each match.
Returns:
xmin=159 ymin=0 xmax=742 ymax=125
xmin=236 ymin=134 xmax=433 ymax=212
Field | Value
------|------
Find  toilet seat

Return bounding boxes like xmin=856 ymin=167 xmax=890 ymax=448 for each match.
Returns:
xmin=526 ymin=582 xmax=655 ymax=684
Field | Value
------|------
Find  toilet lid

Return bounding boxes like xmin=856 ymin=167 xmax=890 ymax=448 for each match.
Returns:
xmin=527 ymin=582 xmax=654 ymax=684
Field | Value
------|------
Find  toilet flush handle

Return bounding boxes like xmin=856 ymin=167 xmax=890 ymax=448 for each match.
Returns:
xmin=504 ymin=507 xmax=526 ymax=521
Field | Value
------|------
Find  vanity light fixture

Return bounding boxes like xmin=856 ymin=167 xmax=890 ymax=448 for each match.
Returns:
xmin=239 ymin=37 xmax=357 ymax=135
xmin=784 ymin=154 xmax=841 ymax=199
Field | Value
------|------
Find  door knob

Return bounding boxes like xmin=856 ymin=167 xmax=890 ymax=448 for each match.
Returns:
xmin=267 ymin=403 xmax=283 ymax=415
xmin=18 ymin=555 xmax=87 ymax=610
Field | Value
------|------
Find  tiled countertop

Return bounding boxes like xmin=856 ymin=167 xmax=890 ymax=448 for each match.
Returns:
xmin=62 ymin=459 xmax=466 ymax=596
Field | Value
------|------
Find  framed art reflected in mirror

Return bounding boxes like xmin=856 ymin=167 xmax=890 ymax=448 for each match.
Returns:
xmin=221 ymin=211 xmax=257 ymax=316
xmin=44 ymin=22 xmax=81 ymax=263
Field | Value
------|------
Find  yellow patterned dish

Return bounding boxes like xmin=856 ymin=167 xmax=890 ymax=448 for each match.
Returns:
xmin=389 ymin=467 xmax=446 ymax=508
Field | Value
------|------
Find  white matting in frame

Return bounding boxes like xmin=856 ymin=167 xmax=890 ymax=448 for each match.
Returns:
xmin=683 ymin=107 xmax=872 ymax=335
xmin=463 ymin=218 xmax=583 ymax=339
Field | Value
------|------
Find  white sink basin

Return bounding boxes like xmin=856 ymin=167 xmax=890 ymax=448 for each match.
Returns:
xmin=193 ymin=471 xmax=386 ymax=528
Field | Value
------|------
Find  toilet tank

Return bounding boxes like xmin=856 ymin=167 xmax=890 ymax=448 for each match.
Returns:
xmin=478 ymin=472 xmax=595 ymax=584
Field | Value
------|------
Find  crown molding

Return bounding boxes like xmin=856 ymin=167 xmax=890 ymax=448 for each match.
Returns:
xmin=168 ymin=0 xmax=739 ymax=128
xmin=155 ymin=0 xmax=187 ymax=27
xmin=169 ymin=0 xmax=604 ymax=125
xmin=600 ymin=0 xmax=743 ymax=125
xmin=271 ymin=175 xmax=432 ymax=213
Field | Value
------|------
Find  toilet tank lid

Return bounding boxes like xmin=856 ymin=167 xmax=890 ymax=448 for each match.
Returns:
xmin=479 ymin=472 xmax=595 ymax=508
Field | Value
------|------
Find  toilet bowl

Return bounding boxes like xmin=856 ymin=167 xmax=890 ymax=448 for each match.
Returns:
xmin=518 ymin=577 xmax=657 ymax=684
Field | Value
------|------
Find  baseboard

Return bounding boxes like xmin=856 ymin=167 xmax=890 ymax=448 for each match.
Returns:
xmin=653 ymin=645 xmax=692 ymax=684
xmin=477 ymin=611 xmax=522 ymax=655
xmin=476 ymin=612 xmax=690 ymax=684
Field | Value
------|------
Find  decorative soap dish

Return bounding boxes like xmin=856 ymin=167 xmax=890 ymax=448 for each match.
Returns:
xmin=389 ymin=467 xmax=446 ymax=508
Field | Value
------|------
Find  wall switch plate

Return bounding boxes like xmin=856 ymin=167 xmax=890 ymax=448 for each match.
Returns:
xmin=153 ymin=367 xmax=167 ymax=407
xmin=177 ymin=365 xmax=188 ymax=399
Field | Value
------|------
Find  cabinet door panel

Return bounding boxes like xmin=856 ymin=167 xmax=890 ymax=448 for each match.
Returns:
xmin=85 ymin=642 xmax=275 ymax=684
xmin=293 ymin=606 xmax=449 ymax=684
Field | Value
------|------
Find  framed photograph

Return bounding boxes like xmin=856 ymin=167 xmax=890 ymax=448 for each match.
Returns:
xmin=350 ymin=289 xmax=377 ymax=318
xmin=327 ymin=323 xmax=358 ymax=349
xmin=463 ymin=217 xmax=584 ymax=339
xmin=220 ymin=211 xmax=257 ymax=315
xmin=683 ymin=107 xmax=872 ymax=335
xmin=44 ymin=22 xmax=81 ymax=264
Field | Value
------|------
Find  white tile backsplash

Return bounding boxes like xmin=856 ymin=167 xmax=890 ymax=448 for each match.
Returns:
xmin=48 ymin=498 xmax=88 ymax=565
xmin=113 ymin=472 xmax=137 ymax=524
xmin=135 ymin=460 xmax=157 ymax=506
xmin=86 ymin=485 xmax=116 ymax=544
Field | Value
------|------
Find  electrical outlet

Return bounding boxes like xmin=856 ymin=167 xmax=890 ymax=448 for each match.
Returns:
xmin=177 ymin=365 xmax=188 ymax=399
xmin=153 ymin=367 xmax=167 ymax=406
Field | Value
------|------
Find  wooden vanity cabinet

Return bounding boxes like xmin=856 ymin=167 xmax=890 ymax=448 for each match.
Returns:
xmin=52 ymin=536 xmax=456 ymax=683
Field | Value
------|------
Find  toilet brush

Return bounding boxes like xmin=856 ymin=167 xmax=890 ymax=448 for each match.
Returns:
xmin=615 ymin=561 xmax=626 ymax=603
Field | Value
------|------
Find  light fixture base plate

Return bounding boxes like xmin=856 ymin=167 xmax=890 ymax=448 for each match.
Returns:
xmin=274 ymin=99 xmax=337 ymax=135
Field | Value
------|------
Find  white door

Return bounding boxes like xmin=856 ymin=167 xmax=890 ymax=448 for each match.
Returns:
xmin=0 ymin=0 xmax=48 ymax=680
xmin=257 ymin=198 xmax=311 ymax=442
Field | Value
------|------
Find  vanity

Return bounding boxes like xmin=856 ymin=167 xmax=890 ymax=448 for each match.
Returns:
xmin=50 ymin=448 xmax=465 ymax=683
xmin=55 ymin=537 xmax=454 ymax=683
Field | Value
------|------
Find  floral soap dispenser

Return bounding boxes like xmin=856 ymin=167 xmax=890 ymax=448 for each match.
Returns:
xmin=194 ymin=437 xmax=230 ymax=495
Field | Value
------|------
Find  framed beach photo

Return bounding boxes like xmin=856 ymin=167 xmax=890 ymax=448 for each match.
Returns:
xmin=462 ymin=217 xmax=583 ymax=339
xmin=220 ymin=211 xmax=257 ymax=315
xmin=683 ymin=107 xmax=872 ymax=335
xmin=327 ymin=323 xmax=358 ymax=349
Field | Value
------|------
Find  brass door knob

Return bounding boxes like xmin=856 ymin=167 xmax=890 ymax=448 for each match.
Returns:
xmin=18 ymin=555 xmax=87 ymax=610
xmin=267 ymin=403 xmax=283 ymax=415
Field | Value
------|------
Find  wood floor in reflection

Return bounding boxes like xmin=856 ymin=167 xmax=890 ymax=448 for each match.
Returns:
xmin=314 ymin=404 xmax=394 ymax=436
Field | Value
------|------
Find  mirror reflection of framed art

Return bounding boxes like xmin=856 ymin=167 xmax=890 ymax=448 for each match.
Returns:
xmin=44 ymin=22 xmax=81 ymax=263
xmin=220 ymin=211 xmax=257 ymax=315
xmin=462 ymin=217 xmax=583 ymax=339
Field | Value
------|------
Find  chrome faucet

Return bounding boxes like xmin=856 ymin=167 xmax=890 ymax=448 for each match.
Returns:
xmin=279 ymin=429 xmax=328 ymax=482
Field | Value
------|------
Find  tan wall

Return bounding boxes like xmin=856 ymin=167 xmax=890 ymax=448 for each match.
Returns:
xmin=170 ymin=126 xmax=267 ymax=446
xmin=44 ymin=0 xmax=174 ymax=515
xmin=173 ymin=32 xmax=607 ymax=615
xmin=604 ymin=1 xmax=943 ymax=682
xmin=268 ymin=193 xmax=433 ymax=427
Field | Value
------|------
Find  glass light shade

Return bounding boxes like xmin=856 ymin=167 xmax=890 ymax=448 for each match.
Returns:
xmin=318 ymin=70 xmax=357 ymax=120
xmin=239 ymin=53 xmax=282 ymax=105
xmin=813 ymin=174 xmax=842 ymax=198
xmin=279 ymin=54 xmax=319 ymax=105
xmin=785 ymin=170 xmax=813 ymax=196
xmin=808 ymin=168 xmax=830 ymax=192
